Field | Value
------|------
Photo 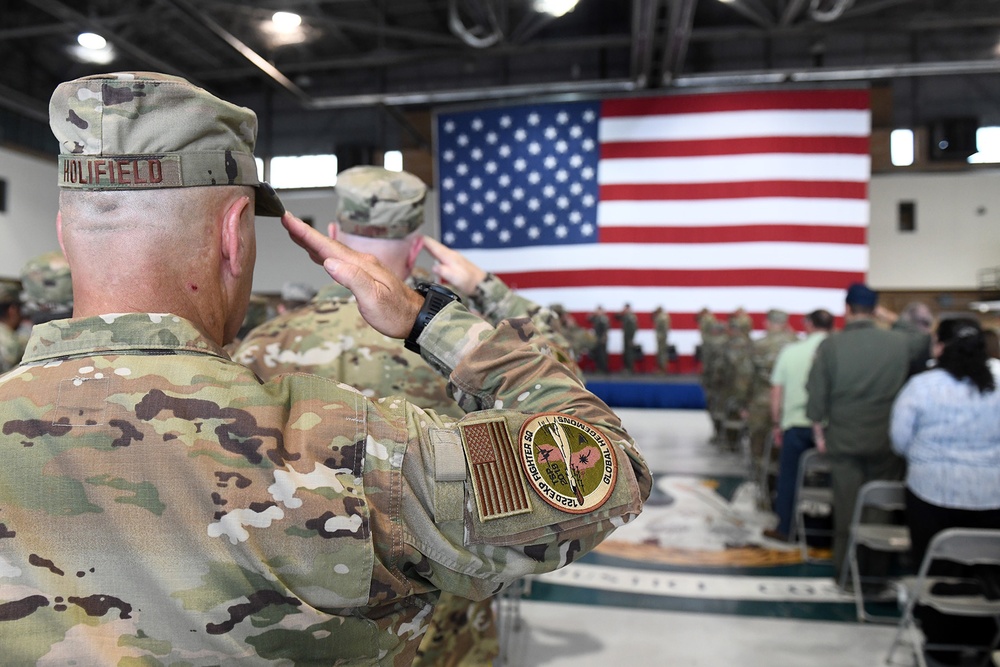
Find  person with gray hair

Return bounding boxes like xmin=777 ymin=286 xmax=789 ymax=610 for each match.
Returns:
xmin=0 ymin=71 xmax=650 ymax=665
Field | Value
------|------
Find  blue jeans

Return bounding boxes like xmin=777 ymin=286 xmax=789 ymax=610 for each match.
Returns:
xmin=774 ymin=426 xmax=815 ymax=537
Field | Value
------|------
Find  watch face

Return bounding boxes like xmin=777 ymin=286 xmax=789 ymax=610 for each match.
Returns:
xmin=518 ymin=413 xmax=617 ymax=514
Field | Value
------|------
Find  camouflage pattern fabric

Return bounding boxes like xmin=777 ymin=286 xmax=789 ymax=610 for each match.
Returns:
xmin=0 ymin=321 xmax=23 ymax=373
xmin=48 ymin=71 xmax=283 ymax=217
xmin=20 ymin=251 xmax=73 ymax=320
xmin=587 ymin=311 xmax=610 ymax=373
xmin=616 ymin=310 xmax=638 ymax=373
xmin=730 ymin=310 xmax=754 ymax=335
xmin=336 ymin=166 xmax=426 ymax=239
xmin=235 ymin=273 xmax=580 ymax=665
xmin=0 ymin=307 xmax=650 ymax=665
xmin=746 ymin=330 xmax=799 ymax=458
xmin=653 ymin=309 xmax=671 ymax=372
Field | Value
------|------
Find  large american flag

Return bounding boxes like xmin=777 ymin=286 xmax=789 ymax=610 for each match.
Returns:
xmin=435 ymin=88 xmax=870 ymax=367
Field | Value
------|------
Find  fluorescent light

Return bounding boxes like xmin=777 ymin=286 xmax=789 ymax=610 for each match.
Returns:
xmin=532 ymin=0 xmax=579 ymax=17
xmin=968 ymin=126 xmax=1000 ymax=164
xmin=270 ymin=154 xmax=338 ymax=189
xmin=271 ymin=11 xmax=302 ymax=32
xmin=77 ymin=32 xmax=107 ymax=50
xmin=384 ymin=150 xmax=403 ymax=172
xmin=890 ymin=129 xmax=914 ymax=167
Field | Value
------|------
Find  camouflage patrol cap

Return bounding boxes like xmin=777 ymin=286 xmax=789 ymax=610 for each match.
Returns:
xmin=20 ymin=251 xmax=73 ymax=318
xmin=49 ymin=71 xmax=284 ymax=217
xmin=766 ymin=309 xmax=789 ymax=324
xmin=0 ymin=280 xmax=20 ymax=305
xmin=335 ymin=166 xmax=426 ymax=239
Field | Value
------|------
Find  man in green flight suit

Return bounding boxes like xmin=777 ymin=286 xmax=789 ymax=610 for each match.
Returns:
xmin=0 ymin=71 xmax=651 ymax=666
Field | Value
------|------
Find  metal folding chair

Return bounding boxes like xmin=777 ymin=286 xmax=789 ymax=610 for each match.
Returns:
xmin=839 ymin=480 xmax=911 ymax=622
xmin=495 ymin=576 xmax=531 ymax=664
xmin=791 ymin=449 xmax=833 ymax=561
xmin=886 ymin=528 xmax=1000 ymax=667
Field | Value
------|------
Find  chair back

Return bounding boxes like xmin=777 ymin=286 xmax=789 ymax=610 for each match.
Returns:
xmin=921 ymin=528 xmax=1000 ymax=575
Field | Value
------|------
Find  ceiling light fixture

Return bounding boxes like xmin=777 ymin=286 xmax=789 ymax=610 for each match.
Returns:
xmin=77 ymin=32 xmax=107 ymax=50
xmin=271 ymin=11 xmax=302 ymax=33
xmin=533 ymin=0 xmax=580 ymax=18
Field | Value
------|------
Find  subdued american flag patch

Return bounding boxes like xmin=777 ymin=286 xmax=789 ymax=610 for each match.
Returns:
xmin=460 ymin=419 xmax=533 ymax=522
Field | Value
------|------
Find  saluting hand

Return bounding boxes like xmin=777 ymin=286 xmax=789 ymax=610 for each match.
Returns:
xmin=422 ymin=235 xmax=487 ymax=294
xmin=282 ymin=212 xmax=423 ymax=338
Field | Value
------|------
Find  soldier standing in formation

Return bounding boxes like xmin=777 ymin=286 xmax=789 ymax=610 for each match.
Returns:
xmin=588 ymin=305 xmax=610 ymax=374
xmin=653 ymin=306 xmax=671 ymax=373
xmin=236 ymin=166 xmax=576 ymax=666
xmin=0 ymin=280 xmax=24 ymax=372
xmin=616 ymin=303 xmax=639 ymax=374
xmin=0 ymin=71 xmax=651 ymax=665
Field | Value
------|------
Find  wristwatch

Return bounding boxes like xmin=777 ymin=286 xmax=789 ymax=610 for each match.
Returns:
xmin=404 ymin=281 xmax=459 ymax=353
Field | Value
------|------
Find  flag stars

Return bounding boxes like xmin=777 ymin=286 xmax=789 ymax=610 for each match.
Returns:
xmin=544 ymin=155 xmax=558 ymax=169
xmin=471 ymin=202 xmax=484 ymax=214
xmin=499 ymin=200 xmax=512 ymax=212
xmin=514 ymin=158 xmax=527 ymax=171
xmin=443 ymin=120 xmax=456 ymax=133
xmin=569 ymin=210 xmax=582 ymax=223
xmin=544 ymin=126 xmax=558 ymax=140
xmin=555 ymin=225 xmax=568 ymax=238
xmin=583 ymin=109 xmax=596 ymax=122
xmin=528 ymin=172 xmax=541 ymax=184
xmin=456 ymin=192 xmax=469 ymax=204
xmin=514 ymin=128 xmax=527 ymax=142
xmin=512 ymin=187 xmax=525 ymax=200
xmin=528 ymin=227 xmax=541 ymax=239
xmin=456 ymin=218 xmax=469 ymax=231
xmin=528 ymin=198 xmax=541 ymax=210
xmin=556 ymin=196 xmax=570 ymax=209
xmin=498 ymin=174 xmax=511 ymax=187
xmin=556 ymin=111 xmax=569 ymax=124
xmin=569 ymin=125 xmax=583 ymax=138
xmin=485 ymin=161 xmax=498 ymax=174
xmin=570 ymin=182 xmax=583 ymax=195
xmin=485 ymin=131 xmax=498 ymax=144
xmin=471 ymin=118 xmax=484 ymax=131
xmin=470 ymin=147 xmax=483 ymax=161
xmin=527 ymin=112 xmax=540 ymax=126
xmin=486 ymin=217 xmax=498 ymax=231
xmin=555 ymin=169 xmax=569 ymax=182
xmin=582 ymin=194 xmax=596 ymax=207
xmin=457 ymin=134 xmax=469 ymax=146
xmin=470 ymin=177 xmax=482 ymax=190
xmin=442 ymin=177 xmax=455 ymax=190
xmin=500 ymin=115 xmax=512 ymax=128
xmin=582 ymin=138 xmax=596 ymax=151
xmin=581 ymin=223 xmax=595 ymax=236
xmin=498 ymin=229 xmax=512 ymax=243
xmin=569 ymin=154 xmax=583 ymax=168
xmin=514 ymin=215 xmax=527 ymax=228
xmin=543 ymin=212 xmax=556 ymax=225
xmin=444 ymin=231 xmax=456 ymax=244
xmin=443 ymin=202 xmax=456 ymax=214
xmin=499 ymin=145 xmax=511 ymax=157
xmin=471 ymin=231 xmax=484 ymax=245
xmin=443 ymin=150 xmax=455 ymax=162
xmin=456 ymin=163 xmax=469 ymax=175
xmin=528 ymin=142 xmax=541 ymax=155
xmin=484 ymin=190 xmax=497 ymax=203
xmin=542 ymin=184 xmax=556 ymax=198
xmin=581 ymin=167 xmax=595 ymax=180
xmin=555 ymin=140 xmax=568 ymax=153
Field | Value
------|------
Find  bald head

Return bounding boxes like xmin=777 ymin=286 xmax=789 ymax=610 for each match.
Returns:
xmin=59 ymin=185 xmax=257 ymax=344
xmin=329 ymin=223 xmax=423 ymax=281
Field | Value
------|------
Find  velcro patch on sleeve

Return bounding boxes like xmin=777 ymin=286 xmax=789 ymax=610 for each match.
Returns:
xmin=459 ymin=419 xmax=533 ymax=522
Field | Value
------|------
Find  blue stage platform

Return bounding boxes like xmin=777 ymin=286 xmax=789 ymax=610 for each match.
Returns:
xmin=584 ymin=375 xmax=706 ymax=410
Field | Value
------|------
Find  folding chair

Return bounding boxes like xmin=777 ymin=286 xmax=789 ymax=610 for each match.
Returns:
xmin=495 ymin=576 xmax=532 ymax=665
xmin=791 ymin=449 xmax=833 ymax=561
xmin=886 ymin=528 xmax=1000 ymax=667
xmin=839 ymin=480 xmax=911 ymax=622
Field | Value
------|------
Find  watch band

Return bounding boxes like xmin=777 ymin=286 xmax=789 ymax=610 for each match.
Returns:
xmin=404 ymin=282 xmax=459 ymax=353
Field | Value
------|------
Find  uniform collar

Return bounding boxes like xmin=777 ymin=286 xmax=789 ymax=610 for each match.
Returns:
xmin=21 ymin=313 xmax=228 ymax=363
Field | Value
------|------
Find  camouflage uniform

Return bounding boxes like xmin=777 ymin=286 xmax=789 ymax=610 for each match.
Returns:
xmin=653 ymin=308 xmax=671 ymax=373
xmin=698 ymin=320 xmax=728 ymax=439
xmin=20 ymin=250 xmax=74 ymax=325
xmin=616 ymin=307 xmax=638 ymax=373
xmin=587 ymin=309 xmax=610 ymax=374
xmin=717 ymin=325 xmax=755 ymax=448
xmin=236 ymin=167 xmax=576 ymax=666
xmin=730 ymin=308 xmax=754 ymax=335
xmin=0 ymin=280 xmax=24 ymax=373
xmin=746 ymin=312 xmax=798 ymax=461
xmin=0 ymin=71 xmax=651 ymax=666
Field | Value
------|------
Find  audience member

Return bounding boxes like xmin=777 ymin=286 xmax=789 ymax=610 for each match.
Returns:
xmin=588 ymin=305 xmax=610 ymax=374
xmin=616 ymin=303 xmax=639 ymax=374
xmin=806 ymin=283 xmax=913 ymax=582
xmin=879 ymin=300 xmax=935 ymax=375
xmin=747 ymin=309 xmax=798 ymax=481
xmin=653 ymin=306 xmax=671 ymax=373
xmin=890 ymin=316 xmax=1000 ymax=666
xmin=765 ymin=309 xmax=834 ymax=540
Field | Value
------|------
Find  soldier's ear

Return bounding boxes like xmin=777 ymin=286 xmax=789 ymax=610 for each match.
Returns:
xmin=221 ymin=195 xmax=253 ymax=277
xmin=406 ymin=235 xmax=425 ymax=273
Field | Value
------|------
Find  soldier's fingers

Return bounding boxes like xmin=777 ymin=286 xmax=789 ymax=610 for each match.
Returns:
xmin=282 ymin=213 xmax=332 ymax=265
xmin=420 ymin=235 xmax=452 ymax=261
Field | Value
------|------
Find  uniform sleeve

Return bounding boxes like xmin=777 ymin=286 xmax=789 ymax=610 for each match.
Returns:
xmin=889 ymin=379 xmax=919 ymax=456
xmin=805 ymin=339 xmax=831 ymax=424
xmin=378 ymin=301 xmax=651 ymax=601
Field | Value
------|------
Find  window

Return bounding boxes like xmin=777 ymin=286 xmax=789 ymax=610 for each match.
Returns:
xmin=269 ymin=154 xmax=338 ymax=189
xmin=898 ymin=201 xmax=916 ymax=232
xmin=383 ymin=150 xmax=403 ymax=172
xmin=968 ymin=127 xmax=1000 ymax=163
xmin=890 ymin=129 xmax=914 ymax=166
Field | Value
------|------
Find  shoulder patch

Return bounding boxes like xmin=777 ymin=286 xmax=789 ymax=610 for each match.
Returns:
xmin=459 ymin=419 xmax=533 ymax=522
xmin=518 ymin=413 xmax=617 ymax=514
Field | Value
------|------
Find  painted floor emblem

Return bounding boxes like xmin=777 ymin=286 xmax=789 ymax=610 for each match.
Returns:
xmin=519 ymin=413 xmax=617 ymax=514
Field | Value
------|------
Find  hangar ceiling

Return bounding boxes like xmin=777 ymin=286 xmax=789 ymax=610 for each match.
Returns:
xmin=2 ymin=0 xmax=1000 ymax=160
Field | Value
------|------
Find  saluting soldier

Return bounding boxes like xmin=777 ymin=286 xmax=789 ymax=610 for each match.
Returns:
xmin=0 ymin=71 xmax=651 ymax=665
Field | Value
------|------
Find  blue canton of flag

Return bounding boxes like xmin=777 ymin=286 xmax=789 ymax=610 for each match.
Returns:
xmin=437 ymin=101 xmax=601 ymax=249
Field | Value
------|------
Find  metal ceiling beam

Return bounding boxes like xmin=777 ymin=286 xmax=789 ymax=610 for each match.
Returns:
xmin=25 ymin=0 xmax=192 ymax=80
xmin=0 ymin=83 xmax=49 ymax=123
xmin=779 ymin=0 xmax=808 ymax=26
xmin=671 ymin=58 xmax=1000 ymax=88
xmin=717 ymin=0 xmax=774 ymax=29
xmin=307 ymin=78 xmax=641 ymax=109
xmin=630 ymin=0 xmax=661 ymax=87
xmin=661 ymin=0 xmax=699 ymax=85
